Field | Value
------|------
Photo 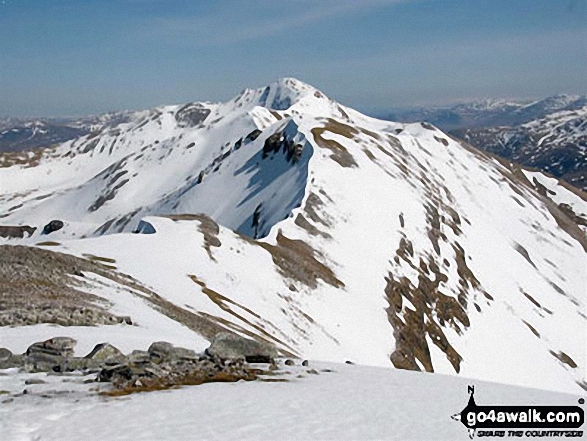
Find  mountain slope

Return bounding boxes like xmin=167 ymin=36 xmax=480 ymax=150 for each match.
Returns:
xmin=0 ymin=78 xmax=585 ymax=394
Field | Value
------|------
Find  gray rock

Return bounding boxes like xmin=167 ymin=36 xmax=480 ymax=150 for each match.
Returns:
xmin=147 ymin=341 xmax=174 ymax=360
xmin=28 ymin=337 xmax=77 ymax=358
xmin=0 ymin=348 xmax=12 ymax=362
xmin=24 ymin=378 xmax=46 ymax=385
xmin=84 ymin=343 xmax=124 ymax=363
xmin=171 ymin=347 xmax=198 ymax=361
xmin=0 ymin=354 xmax=24 ymax=369
xmin=25 ymin=337 xmax=77 ymax=372
xmin=284 ymin=359 xmax=295 ymax=366
xmin=205 ymin=332 xmax=278 ymax=363
xmin=128 ymin=350 xmax=151 ymax=365
xmin=302 ymin=360 xmax=309 ymax=367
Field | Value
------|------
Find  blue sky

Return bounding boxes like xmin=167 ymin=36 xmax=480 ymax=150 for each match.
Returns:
xmin=0 ymin=0 xmax=585 ymax=117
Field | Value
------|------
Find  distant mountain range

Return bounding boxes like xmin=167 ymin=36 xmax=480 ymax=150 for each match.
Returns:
xmin=0 ymin=112 xmax=132 ymax=153
xmin=381 ymin=94 xmax=587 ymax=131
xmin=378 ymin=94 xmax=587 ymax=191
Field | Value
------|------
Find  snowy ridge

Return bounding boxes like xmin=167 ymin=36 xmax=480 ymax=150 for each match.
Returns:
xmin=0 ymin=78 xmax=585 ymax=394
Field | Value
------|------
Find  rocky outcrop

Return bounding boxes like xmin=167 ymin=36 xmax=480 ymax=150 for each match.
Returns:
xmin=1 ymin=337 xmax=271 ymax=396
xmin=0 ymin=245 xmax=132 ymax=326
xmin=0 ymin=225 xmax=36 ymax=239
xmin=205 ymin=332 xmax=278 ymax=363
xmin=175 ymin=104 xmax=211 ymax=128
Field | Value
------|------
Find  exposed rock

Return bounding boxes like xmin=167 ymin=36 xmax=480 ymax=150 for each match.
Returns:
xmin=245 ymin=129 xmax=262 ymax=143
xmin=284 ymin=359 xmax=295 ymax=366
xmin=302 ymin=360 xmax=309 ymax=367
xmin=128 ymin=350 xmax=151 ymax=365
xmin=175 ymin=104 xmax=211 ymax=128
xmin=27 ymin=337 xmax=77 ymax=358
xmin=147 ymin=341 xmax=174 ymax=359
xmin=0 ymin=225 xmax=36 ymax=239
xmin=205 ymin=332 xmax=278 ymax=363
xmin=85 ymin=343 xmax=124 ymax=363
xmin=42 ymin=220 xmax=64 ymax=235
xmin=0 ymin=348 xmax=11 ymax=361
xmin=0 ymin=245 xmax=134 ymax=327
xmin=146 ymin=342 xmax=198 ymax=362
xmin=24 ymin=378 xmax=46 ymax=385
xmin=24 ymin=337 xmax=77 ymax=372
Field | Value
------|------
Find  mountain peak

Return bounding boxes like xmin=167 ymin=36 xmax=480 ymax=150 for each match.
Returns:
xmin=231 ymin=78 xmax=327 ymax=112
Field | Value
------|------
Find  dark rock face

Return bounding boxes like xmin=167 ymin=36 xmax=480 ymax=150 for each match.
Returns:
xmin=245 ymin=129 xmax=262 ymax=143
xmin=175 ymin=104 xmax=211 ymax=128
xmin=205 ymin=332 xmax=278 ymax=363
xmin=42 ymin=220 xmax=64 ymax=235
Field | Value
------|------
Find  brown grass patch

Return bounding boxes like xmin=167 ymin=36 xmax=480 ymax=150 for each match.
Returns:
xmin=385 ymin=247 xmax=466 ymax=374
xmin=311 ymin=120 xmax=358 ymax=168
xmin=550 ymin=351 xmax=577 ymax=368
xmin=294 ymin=214 xmax=330 ymax=238
xmin=166 ymin=214 xmax=221 ymax=259
xmin=101 ymin=370 xmax=259 ymax=397
xmin=255 ymin=231 xmax=344 ymax=289
xmin=513 ymin=243 xmax=537 ymax=268
xmin=522 ymin=320 xmax=540 ymax=337
xmin=83 ymin=254 xmax=116 ymax=264
xmin=188 ymin=274 xmax=295 ymax=354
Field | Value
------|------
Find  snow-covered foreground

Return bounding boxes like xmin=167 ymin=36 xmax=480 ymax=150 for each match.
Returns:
xmin=1 ymin=362 xmax=581 ymax=441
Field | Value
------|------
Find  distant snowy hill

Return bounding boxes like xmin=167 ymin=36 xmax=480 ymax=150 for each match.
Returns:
xmin=0 ymin=112 xmax=132 ymax=153
xmin=453 ymin=106 xmax=587 ymax=191
xmin=381 ymin=95 xmax=587 ymax=192
xmin=0 ymin=79 xmax=585 ymax=394
xmin=382 ymin=94 xmax=587 ymax=131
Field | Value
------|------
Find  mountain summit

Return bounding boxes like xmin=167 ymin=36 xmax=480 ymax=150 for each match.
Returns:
xmin=0 ymin=79 xmax=585 ymax=394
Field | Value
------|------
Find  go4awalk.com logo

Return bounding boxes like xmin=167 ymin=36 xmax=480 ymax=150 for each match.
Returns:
xmin=452 ymin=386 xmax=585 ymax=438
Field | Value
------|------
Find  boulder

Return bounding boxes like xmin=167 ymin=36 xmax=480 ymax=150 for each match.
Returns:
xmin=205 ymin=332 xmax=278 ymax=363
xmin=24 ymin=337 xmax=77 ymax=372
xmin=148 ymin=342 xmax=198 ymax=362
xmin=26 ymin=337 xmax=76 ymax=358
xmin=0 ymin=348 xmax=21 ymax=369
xmin=84 ymin=343 xmax=124 ymax=363
xmin=42 ymin=220 xmax=64 ymax=235
xmin=171 ymin=347 xmax=198 ymax=361
xmin=0 ymin=348 xmax=12 ymax=362
xmin=147 ymin=341 xmax=174 ymax=360
xmin=128 ymin=350 xmax=151 ymax=365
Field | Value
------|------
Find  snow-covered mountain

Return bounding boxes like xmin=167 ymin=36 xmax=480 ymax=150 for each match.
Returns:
xmin=0 ymin=78 xmax=585 ymax=394
xmin=382 ymin=94 xmax=587 ymax=131
xmin=0 ymin=112 xmax=133 ymax=153
xmin=453 ymin=106 xmax=587 ymax=191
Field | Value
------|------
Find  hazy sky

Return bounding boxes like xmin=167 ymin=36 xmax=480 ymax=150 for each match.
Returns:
xmin=1 ymin=0 xmax=585 ymax=117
